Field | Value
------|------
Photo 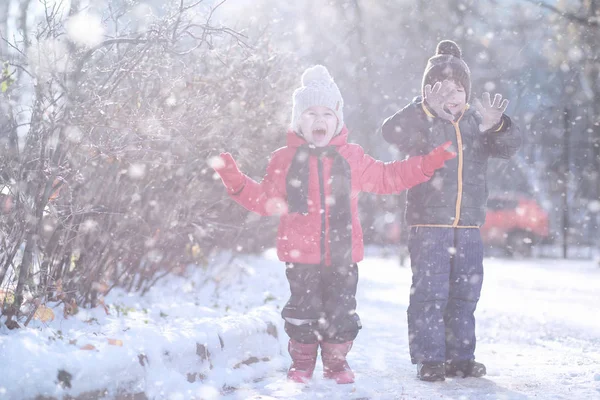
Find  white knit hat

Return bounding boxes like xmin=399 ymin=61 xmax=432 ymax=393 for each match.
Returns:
xmin=291 ymin=65 xmax=344 ymax=135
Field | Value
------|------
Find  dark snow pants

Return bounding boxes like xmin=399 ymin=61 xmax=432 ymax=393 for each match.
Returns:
xmin=407 ymin=227 xmax=484 ymax=364
xmin=282 ymin=262 xmax=362 ymax=344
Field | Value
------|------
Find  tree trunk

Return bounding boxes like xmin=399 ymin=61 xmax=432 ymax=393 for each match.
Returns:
xmin=69 ymin=0 xmax=81 ymax=16
xmin=0 ymin=1 xmax=10 ymax=56
xmin=18 ymin=0 xmax=32 ymax=48
xmin=6 ymin=230 xmax=35 ymax=325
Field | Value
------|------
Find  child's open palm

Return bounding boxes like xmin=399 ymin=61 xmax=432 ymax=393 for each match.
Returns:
xmin=473 ymin=92 xmax=509 ymax=132
xmin=421 ymin=141 xmax=456 ymax=176
xmin=423 ymin=80 xmax=456 ymax=121
xmin=211 ymin=152 xmax=245 ymax=193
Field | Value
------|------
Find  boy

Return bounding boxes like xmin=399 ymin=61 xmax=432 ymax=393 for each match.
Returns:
xmin=382 ymin=40 xmax=521 ymax=381
xmin=213 ymin=65 xmax=455 ymax=384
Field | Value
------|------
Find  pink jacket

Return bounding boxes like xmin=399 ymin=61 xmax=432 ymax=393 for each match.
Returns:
xmin=228 ymin=126 xmax=430 ymax=265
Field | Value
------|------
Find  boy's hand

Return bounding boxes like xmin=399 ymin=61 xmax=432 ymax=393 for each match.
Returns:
xmin=473 ymin=92 xmax=509 ymax=132
xmin=423 ymin=80 xmax=456 ymax=121
xmin=210 ymin=152 xmax=245 ymax=192
xmin=421 ymin=141 xmax=456 ymax=177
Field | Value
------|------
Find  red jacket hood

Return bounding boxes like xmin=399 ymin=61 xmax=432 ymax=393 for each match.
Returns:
xmin=286 ymin=125 xmax=349 ymax=148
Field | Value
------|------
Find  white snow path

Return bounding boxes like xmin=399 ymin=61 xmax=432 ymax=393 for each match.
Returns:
xmin=225 ymin=255 xmax=600 ymax=400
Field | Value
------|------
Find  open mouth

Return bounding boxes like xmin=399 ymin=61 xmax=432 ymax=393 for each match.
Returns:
xmin=446 ymin=103 xmax=459 ymax=108
xmin=312 ymin=128 xmax=327 ymax=141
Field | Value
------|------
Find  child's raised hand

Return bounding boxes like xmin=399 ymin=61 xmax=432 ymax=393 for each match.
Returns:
xmin=209 ymin=152 xmax=245 ymax=192
xmin=473 ymin=92 xmax=509 ymax=132
xmin=423 ymin=80 xmax=456 ymax=121
xmin=421 ymin=141 xmax=456 ymax=177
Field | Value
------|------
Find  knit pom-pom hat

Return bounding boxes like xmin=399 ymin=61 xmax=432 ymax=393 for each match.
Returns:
xmin=291 ymin=65 xmax=344 ymax=135
xmin=422 ymin=40 xmax=471 ymax=102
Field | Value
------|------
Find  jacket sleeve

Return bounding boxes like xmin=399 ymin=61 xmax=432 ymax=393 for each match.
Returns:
xmin=482 ymin=114 xmax=522 ymax=159
xmin=382 ymin=100 xmax=431 ymax=156
xmin=358 ymin=148 xmax=431 ymax=194
xmin=228 ymin=151 xmax=288 ymax=216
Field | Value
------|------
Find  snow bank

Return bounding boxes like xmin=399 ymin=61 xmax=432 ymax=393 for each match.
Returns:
xmin=0 ymin=252 xmax=289 ymax=399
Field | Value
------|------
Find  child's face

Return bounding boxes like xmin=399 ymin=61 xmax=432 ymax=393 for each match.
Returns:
xmin=443 ymin=80 xmax=467 ymax=116
xmin=298 ymin=106 xmax=338 ymax=147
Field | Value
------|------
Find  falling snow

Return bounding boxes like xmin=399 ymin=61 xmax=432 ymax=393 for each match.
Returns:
xmin=65 ymin=12 xmax=105 ymax=48
xmin=2 ymin=0 xmax=600 ymax=399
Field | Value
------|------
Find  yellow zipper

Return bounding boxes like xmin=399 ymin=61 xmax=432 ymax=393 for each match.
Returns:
xmin=451 ymin=107 xmax=467 ymax=228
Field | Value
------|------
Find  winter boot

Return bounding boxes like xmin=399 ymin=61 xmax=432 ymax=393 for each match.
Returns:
xmin=417 ymin=362 xmax=446 ymax=382
xmin=445 ymin=360 xmax=486 ymax=378
xmin=287 ymin=340 xmax=319 ymax=383
xmin=321 ymin=341 xmax=355 ymax=384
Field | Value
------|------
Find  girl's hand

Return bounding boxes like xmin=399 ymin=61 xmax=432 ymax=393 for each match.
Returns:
xmin=210 ymin=153 xmax=245 ymax=193
xmin=473 ymin=92 xmax=509 ymax=132
xmin=421 ymin=141 xmax=456 ymax=176
xmin=423 ymin=80 xmax=456 ymax=121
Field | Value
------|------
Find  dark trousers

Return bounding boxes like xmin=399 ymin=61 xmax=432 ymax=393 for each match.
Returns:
xmin=407 ymin=227 xmax=484 ymax=364
xmin=282 ymin=262 xmax=361 ymax=344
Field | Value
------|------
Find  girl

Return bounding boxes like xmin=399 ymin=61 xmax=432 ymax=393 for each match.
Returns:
xmin=213 ymin=65 xmax=455 ymax=384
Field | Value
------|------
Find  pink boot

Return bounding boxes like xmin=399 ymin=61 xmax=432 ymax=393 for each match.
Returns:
xmin=321 ymin=341 xmax=355 ymax=384
xmin=287 ymin=340 xmax=318 ymax=383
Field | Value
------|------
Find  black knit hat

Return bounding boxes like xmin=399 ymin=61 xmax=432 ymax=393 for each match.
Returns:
xmin=422 ymin=40 xmax=471 ymax=102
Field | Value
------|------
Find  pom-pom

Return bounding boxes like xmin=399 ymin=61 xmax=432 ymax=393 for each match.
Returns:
xmin=436 ymin=40 xmax=462 ymax=58
xmin=301 ymin=65 xmax=332 ymax=86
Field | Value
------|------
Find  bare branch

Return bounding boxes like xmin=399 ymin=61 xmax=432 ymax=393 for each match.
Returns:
xmin=181 ymin=0 xmax=206 ymax=13
xmin=522 ymin=0 xmax=599 ymax=27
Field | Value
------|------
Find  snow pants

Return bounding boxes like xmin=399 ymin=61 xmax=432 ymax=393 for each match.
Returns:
xmin=407 ymin=227 xmax=484 ymax=364
xmin=282 ymin=262 xmax=362 ymax=344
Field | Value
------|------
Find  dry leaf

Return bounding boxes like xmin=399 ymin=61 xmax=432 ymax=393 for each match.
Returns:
xmin=55 ymin=279 xmax=65 ymax=301
xmin=49 ymin=178 xmax=64 ymax=201
xmin=34 ymin=305 xmax=55 ymax=322
xmin=1 ymin=194 xmax=13 ymax=213
xmin=191 ymin=244 xmax=202 ymax=259
xmin=63 ymin=298 xmax=78 ymax=318
xmin=97 ymin=297 xmax=110 ymax=315
xmin=107 ymin=338 xmax=123 ymax=347
xmin=92 ymin=282 xmax=109 ymax=294
xmin=80 ymin=344 xmax=96 ymax=351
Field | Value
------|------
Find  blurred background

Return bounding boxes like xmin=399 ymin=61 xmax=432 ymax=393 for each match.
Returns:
xmin=1 ymin=0 xmax=599 ymax=320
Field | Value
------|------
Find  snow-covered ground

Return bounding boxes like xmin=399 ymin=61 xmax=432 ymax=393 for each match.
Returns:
xmin=1 ymin=249 xmax=600 ymax=399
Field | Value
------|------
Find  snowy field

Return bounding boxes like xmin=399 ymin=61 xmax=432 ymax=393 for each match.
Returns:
xmin=1 ymin=249 xmax=600 ymax=400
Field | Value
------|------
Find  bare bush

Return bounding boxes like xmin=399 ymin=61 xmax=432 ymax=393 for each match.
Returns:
xmin=0 ymin=0 xmax=297 ymax=327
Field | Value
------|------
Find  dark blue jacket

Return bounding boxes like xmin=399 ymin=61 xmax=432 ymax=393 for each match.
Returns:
xmin=382 ymin=97 xmax=522 ymax=227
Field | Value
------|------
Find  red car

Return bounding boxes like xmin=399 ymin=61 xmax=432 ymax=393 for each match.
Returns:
xmin=481 ymin=195 xmax=550 ymax=257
